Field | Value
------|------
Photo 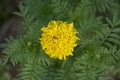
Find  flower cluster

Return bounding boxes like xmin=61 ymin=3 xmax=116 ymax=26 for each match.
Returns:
xmin=39 ymin=20 xmax=79 ymax=60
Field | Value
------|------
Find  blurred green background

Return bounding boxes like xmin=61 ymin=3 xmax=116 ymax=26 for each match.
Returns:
xmin=0 ymin=0 xmax=20 ymax=80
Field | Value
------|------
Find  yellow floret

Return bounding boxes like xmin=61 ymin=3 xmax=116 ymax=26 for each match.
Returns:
xmin=39 ymin=20 xmax=79 ymax=60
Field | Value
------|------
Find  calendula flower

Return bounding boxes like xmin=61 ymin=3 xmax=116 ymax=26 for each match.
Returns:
xmin=39 ymin=20 xmax=79 ymax=60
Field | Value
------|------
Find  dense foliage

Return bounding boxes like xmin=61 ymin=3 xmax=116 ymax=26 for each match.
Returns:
xmin=1 ymin=0 xmax=120 ymax=80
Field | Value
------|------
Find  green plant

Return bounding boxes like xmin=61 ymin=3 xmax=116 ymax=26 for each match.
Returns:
xmin=1 ymin=0 xmax=120 ymax=80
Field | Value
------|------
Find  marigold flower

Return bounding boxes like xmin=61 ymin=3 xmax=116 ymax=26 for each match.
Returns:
xmin=39 ymin=20 xmax=79 ymax=60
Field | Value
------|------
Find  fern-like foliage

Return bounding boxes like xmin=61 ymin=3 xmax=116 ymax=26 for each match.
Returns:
xmin=2 ymin=37 xmax=24 ymax=66
xmin=73 ymin=45 xmax=120 ymax=80
xmin=95 ymin=15 xmax=120 ymax=48
xmin=95 ymin=0 xmax=115 ymax=12
xmin=51 ymin=0 xmax=73 ymax=20
xmin=95 ymin=47 xmax=120 ymax=64
xmin=18 ymin=63 xmax=45 ymax=80
xmin=69 ymin=0 xmax=95 ymax=22
xmin=73 ymin=54 xmax=113 ymax=80
xmin=1 ymin=0 xmax=120 ymax=80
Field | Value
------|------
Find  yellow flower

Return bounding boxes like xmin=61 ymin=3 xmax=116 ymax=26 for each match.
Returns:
xmin=39 ymin=20 xmax=79 ymax=60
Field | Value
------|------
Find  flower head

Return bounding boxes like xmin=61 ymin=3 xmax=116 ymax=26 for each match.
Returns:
xmin=39 ymin=20 xmax=79 ymax=60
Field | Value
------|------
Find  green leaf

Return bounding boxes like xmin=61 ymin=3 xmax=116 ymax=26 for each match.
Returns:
xmin=103 ymin=42 xmax=113 ymax=48
xmin=112 ymin=28 xmax=120 ymax=32
xmin=107 ymin=38 xmax=120 ymax=45
xmin=109 ymin=33 xmax=120 ymax=39
xmin=114 ymin=20 xmax=120 ymax=26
